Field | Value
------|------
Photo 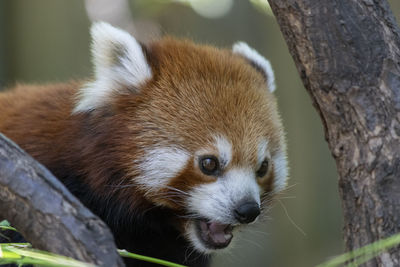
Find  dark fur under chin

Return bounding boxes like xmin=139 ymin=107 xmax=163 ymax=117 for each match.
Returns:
xmin=63 ymin=172 xmax=211 ymax=267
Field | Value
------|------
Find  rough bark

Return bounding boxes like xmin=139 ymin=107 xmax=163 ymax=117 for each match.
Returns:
xmin=0 ymin=133 xmax=125 ymax=267
xmin=268 ymin=0 xmax=400 ymax=266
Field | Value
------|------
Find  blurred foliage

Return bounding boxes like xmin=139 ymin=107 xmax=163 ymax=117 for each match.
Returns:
xmin=0 ymin=243 xmax=95 ymax=267
xmin=249 ymin=0 xmax=273 ymax=16
xmin=1 ymin=1 xmax=400 ymax=267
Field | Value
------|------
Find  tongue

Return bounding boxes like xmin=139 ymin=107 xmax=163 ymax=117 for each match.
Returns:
xmin=209 ymin=222 xmax=231 ymax=243
xmin=199 ymin=221 xmax=233 ymax=247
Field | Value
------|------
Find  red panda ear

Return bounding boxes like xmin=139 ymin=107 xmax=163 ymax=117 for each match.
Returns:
xmin=73 ymin=22 xmax=152 ymax=113
xmin=232 ymin=42 xmax=276 ymax=93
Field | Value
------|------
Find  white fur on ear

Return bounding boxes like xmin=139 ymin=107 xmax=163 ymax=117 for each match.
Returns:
xmin=232 ymin=42 xmax=276 ymax=92
xmin=74 ymin=22 xmax=152 ymax=113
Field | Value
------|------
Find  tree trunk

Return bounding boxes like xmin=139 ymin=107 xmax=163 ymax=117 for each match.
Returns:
xmin=0 ymin=133 xmax=124 ymax=267
xmin=268 ymin=0 xmax=400 ymax=266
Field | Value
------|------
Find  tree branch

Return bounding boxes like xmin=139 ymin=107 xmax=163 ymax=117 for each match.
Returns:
xmin=0 ymin=133 xmax=124 ymax=266
xmin=268 ymin=0 xmax=400 ymax=266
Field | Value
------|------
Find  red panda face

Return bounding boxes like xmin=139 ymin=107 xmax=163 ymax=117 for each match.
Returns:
xmin=74 ymin=22 xmax=288 ymax=254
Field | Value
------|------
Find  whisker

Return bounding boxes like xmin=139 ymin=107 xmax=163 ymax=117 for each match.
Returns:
xmin=155 ymin=196 xmax=187 ymax=205
xmin=238 ymin=236 xmax=263 ymax=250
xmin=155 ymin=192 xmax=187 ymax=199
xmin=257 ymin=215 xmax=272 ymax=223
xmin=276 ymin=196 xmax=297 ymax=200
xmin=164 ymin=185 xmax=190 ymax=196
xmin=261 ymin=198 xmax=274 ymax=205
xmin=244 ymin=228 xmax=270 ymax=237
xmin=178 ymin=213 xmax=203 ymax=220
xmin=277 ymin=199 xmax=306 ymax=236
xmin=106 ymin=183 xmax=136 ymax=189
xmin=184 ymin=246 xmax=197 ymax=263
xmin=141 ymin=204 xmax=160 ymax=214
xmin=274 ymin=183 xmax=299 ymax=195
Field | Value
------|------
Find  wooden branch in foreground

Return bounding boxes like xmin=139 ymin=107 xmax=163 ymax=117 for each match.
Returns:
xmin=0 ymin=133 xmax=125 ymax=267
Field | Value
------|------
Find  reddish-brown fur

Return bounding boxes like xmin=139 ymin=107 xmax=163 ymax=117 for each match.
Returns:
xmin=0 ymin=38 xmax=284 ymax=266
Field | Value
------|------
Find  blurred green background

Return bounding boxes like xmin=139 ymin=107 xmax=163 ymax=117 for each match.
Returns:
xmin=1 ymin=1 xmax=399 ymax=266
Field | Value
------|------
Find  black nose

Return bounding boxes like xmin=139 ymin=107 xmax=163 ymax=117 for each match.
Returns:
xmin=234 ymin=201 xmax=260 ymax=224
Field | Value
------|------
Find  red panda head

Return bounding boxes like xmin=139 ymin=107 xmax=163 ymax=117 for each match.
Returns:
xmin=74 ymin=22 xmax=288 ymax=253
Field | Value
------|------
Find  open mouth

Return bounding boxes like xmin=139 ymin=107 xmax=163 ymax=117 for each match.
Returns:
xmin=194 ymin=218 xmax=234 ymax=249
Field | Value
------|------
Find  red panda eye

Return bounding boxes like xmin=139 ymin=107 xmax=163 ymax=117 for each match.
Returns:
xmin=256 ymin=160 xmax=269 ymax=178
xmin=199 ymin=156 xmax=220 ymax=176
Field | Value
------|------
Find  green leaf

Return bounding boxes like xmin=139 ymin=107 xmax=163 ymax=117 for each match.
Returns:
xmin=316 ymin=232 xmax=400 ymax=267
xmin=119 ymin=249 xmax=188 ymax=267
xmin=0 ymin=244 xmax=96 ymax=267
xmin=0 ymin=220 xmax=10 ymax=227
xmin=0 ymin=220 xmax=17 ymax=232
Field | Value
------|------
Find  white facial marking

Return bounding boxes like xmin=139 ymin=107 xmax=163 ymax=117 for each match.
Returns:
xmin=272 ymin=151 xmax=289 ymax=192
xmin=186 ymin=222 xmax=213 ymax=254
xmin=232 ymin=41 xmax=276 ymax=92
xmin=214 ymin=135 xmax=232 ymax=167
xmin=188 ymin=168 xmax=260 ymax=224
xmin=73 ymin=22 xmax=152 ymax=113
xmin=136 ymin=146 xmax=189 ymax=194
xmin=257 ymin=139 xmax=269 ymax=166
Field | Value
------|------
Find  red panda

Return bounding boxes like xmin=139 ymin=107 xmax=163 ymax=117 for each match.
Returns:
xmin=0 ymin=22 xmax=288 ymax=267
